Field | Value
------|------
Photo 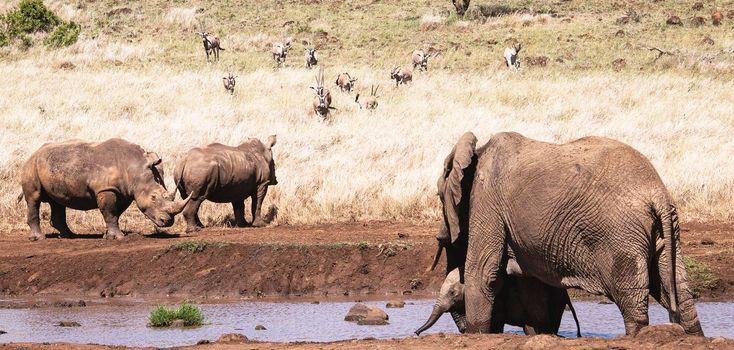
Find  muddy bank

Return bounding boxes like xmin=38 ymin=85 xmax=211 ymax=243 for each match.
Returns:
xmin=0 ymin=222 xmax=732 ymax=303
xmin=2 ymin=327 xmax=733 ymax=349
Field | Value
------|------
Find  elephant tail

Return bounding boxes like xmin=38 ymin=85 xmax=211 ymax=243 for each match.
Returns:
xmin=566 ymin=297 xmax=582 ymax=338
xmin=661 ymin=203 xmax=681 ymax=324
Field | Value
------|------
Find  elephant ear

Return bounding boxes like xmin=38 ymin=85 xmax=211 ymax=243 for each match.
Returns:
xmin=440 ymin=132 xmax=477 ymax=244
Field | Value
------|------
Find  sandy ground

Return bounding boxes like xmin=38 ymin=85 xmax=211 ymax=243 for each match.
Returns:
xmin=1 ymin=326 xmax=733 ymax=349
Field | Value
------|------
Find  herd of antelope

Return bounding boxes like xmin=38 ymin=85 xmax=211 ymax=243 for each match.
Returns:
xmin=194 ymin=22 xmax=523 ymax=121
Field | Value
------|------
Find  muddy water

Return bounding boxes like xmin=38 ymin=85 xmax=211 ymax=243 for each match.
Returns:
xmin=0 ymin=300 xmax=732 ymax=347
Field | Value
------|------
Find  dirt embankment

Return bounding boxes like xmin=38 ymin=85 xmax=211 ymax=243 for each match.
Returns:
xmin=0 ymin=222 xmax=732 ymax=304
xmin=3 ymin=326 xmax=733 ymax=350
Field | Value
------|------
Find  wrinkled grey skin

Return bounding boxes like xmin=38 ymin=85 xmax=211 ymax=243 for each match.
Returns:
xmin=20 ymin=138 xmax=190 ymax=240
xmin=174 ymin=136 xmax=277 ymax=232
xmin=415 ymin=268 xmax=581 ymax=337
xmin=434 ymin=131 xmax=703 ymax=336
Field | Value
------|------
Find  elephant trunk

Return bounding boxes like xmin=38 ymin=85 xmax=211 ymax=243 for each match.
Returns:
xmin=415 ymin=304 xmax=447 ymax=335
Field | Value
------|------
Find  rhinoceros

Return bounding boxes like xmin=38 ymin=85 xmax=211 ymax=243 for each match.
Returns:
xmin=173 ymin=135 xmax=278 ymax=232
xmin=19 ymin=138 xmax=190 ymax=241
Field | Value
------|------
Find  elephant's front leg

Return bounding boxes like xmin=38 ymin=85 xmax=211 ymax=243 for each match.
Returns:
xmin=250 ymin=184 xmax=268 ymax=227
xmin=97 ymin=192 xmax=124 ymax=240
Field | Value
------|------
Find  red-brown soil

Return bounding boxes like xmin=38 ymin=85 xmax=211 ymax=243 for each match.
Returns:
xmin=2 ymin=327 xmax=733 ymax=349
xmin=0 ymin=221 xmax=732 ymax=306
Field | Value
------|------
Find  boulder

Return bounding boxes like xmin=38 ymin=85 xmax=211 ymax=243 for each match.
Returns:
xmin=217 ymin=333 xmax=249 ymax=344
xmin=386 ymin=300 xmax=405 ymax=308
xmin=666 ymin=16 xmax=683 ymax=25
xmin=635 ymin=323 xmax=685 ymax=340
xmin=255 ymin=324 xmax=266 ymax=330
xmin=58 ymin=321 xmax=81 ymax=327
xmin=344 ymin=303 xmax=389 ymax=325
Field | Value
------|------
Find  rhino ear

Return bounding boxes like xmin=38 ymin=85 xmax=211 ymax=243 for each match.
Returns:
xmin=144 ymin=152 xmax=162 ymax=169
xmin=267 ymin=135 xmax=277 ymax=148
xmin=441 ymin=132 xmax=477 ymax=243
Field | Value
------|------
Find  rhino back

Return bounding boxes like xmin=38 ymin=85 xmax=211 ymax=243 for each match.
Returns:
xmin=27 ymin=139 xmax=147 ymax=209
xmin=179 ymin=143 xmax=263 ymax=202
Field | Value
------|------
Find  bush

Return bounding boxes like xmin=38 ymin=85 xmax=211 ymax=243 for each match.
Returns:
xmin=0 ymin=31 xmax=8 ymax=47
xmin=5 ymin=0 xmax=60 ymax=36
xmin=168 ymin=240 xmax=229 ymax=253
xmin=683 ymin=256 xmax=720 ymax=297
xmin=148 ymin=302 xmax=205 ymax=327
xmin=44 ymin=21 xmax=80 ymax=48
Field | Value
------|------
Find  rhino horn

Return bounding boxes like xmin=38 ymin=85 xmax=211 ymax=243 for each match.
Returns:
xmin=168 ymin=193 xmax=192 ymax=215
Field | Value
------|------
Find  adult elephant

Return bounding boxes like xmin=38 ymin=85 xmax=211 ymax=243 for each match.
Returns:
xmin=433 ymin=131 xmax=702 ymax=336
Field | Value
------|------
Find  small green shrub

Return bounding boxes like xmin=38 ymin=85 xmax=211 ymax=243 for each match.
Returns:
xmin=44 ymin=21 xmax=79 ymax=48
xmin=356 ymin=241 xmax=370 ymax=250
xmin=148 ymin=302 xmax=204 ymax=327
xmin=5 ymin=0 xmax=60 ymax=36
xmin=0 ymin=31 xmax=8 ymax=47
xmin=683 ymin=256 xmax=720 ymax=297
xmin=168 ymin=240 xmax=229 ymax=253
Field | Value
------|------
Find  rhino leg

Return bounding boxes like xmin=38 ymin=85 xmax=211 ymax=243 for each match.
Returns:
xmin=50 ymin=201 xmax=75 ymax=238
xmin=97 ymin=192 xmax=124 ymax=240
xmin=232 ymin=201 xmax=247 ymax=227
xmin=251 ymin=185 xmax=268 ymax=227
xmin=25 ymin=193 xmax=44 ymax=241
xmin=183 ymin=198 xmax=204 ymax=232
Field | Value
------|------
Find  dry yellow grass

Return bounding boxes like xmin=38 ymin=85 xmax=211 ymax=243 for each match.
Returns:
xmin=2 ymin=0 xmax=734 ymax=236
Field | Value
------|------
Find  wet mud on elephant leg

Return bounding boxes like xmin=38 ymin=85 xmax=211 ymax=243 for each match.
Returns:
xmin=49 ymin=200 xmax=75 ymax=238
xmin=652 ymin=242 xmax=704 ymax=335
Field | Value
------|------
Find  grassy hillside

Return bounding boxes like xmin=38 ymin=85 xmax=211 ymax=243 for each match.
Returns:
xmin=1 ymin=0 xmax=734 ymax=235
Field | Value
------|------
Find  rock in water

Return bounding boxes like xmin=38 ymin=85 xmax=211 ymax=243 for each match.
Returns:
xmin=0 ymin=330 xmax=6 ymax=335
xmin=58 ymin=321 xmax=81 ymax=327
xmin=386 ymin=300 xmax=405 ymax=308
xmin=216 ymin=333 xmax=248 ymax=344
xmin=344 ymin=303 xmax=389 ymax=325
xmin=255 ymin=324 xmax=266 ymax=330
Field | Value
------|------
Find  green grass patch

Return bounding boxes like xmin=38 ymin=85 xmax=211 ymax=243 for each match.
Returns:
xmin=683 ymin=256 xmax=720 ymax=297
xmin=167 ymin=240 xmax=230 ymax=254
xmin=5 ymin=0 xmax=60 ymax=36
xmin=148 ymin=302 xmax=204 ymax=327
xmin=44 ymin=21 xmax=80 ymax=48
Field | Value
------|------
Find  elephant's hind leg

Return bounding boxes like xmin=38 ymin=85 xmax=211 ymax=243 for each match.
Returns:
xmin=653 ymin=244 xmax=704 ymax=336
xmin=50 ymin=201 xmax=75 ymax=238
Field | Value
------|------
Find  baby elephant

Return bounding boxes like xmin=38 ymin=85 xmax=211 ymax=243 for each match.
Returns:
xmin=415 ymin=268 xmax=581 ymax=337
xmin=174 ymin=136 xmax=278 ymax=232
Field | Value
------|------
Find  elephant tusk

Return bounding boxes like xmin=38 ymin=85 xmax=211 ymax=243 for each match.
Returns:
xmin=426 ymin=241 xmax=444 ymax=272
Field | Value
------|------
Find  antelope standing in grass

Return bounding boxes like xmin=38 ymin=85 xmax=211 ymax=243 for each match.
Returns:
xmin=504 ymin=42 xmax=522 ymax=70
xmin=304 ymin=48 xmax=318 ymax=69
xmin=272 ymin=38 xmax=292 ymax=68
xmin=196 ymin=21 xmax=224 ymax=63
xmin=222 ymin=70 xmax=236 ymax=95
xmin=412 ymin=50 xmax=430 ymax=72
xmin=390 ymin=66 xmax=412 ymax=87
xmin=355 ymin=85 xmax=379 ymax=110
xmin=335 ymin=72 xmax=357 ymax=93
xmin=311 ymin=67 xmax=333 ymax=121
